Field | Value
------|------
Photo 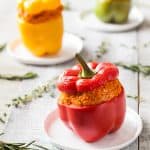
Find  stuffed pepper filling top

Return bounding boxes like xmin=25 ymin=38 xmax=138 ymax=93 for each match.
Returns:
xmin=59 ymin=79 xmax=122 ymax=106
xmin=17 ymin=0 xmax=63 ymax=24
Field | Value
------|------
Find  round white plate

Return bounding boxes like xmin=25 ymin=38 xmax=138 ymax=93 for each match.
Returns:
xmin=44 ymin=107 xmax=142 ymax=150
xmin=7 ymin=33 xmax=83 ymax=65
xmin=82 ymin=7 xmax=144 ymax=32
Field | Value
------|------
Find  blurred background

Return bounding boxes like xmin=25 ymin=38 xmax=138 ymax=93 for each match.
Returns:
xmin=0 ymin=0 xmax=149 ymax=43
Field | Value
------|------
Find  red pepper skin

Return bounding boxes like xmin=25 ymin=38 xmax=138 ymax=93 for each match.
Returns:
xmin=58 ymin=88 xmax=126 ymax=142
xmin=57 ymin=62 xmax=119 ymax=93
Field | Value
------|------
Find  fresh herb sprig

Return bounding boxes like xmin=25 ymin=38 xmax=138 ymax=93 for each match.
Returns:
xmin=0 ymin=140 xmax=35 ymax=150
xmin=120 ymin=41 xmax=150 ymax=50
xmin=0 ymin=140 xmax=51 ymax=150
xmin=80 ymin=10 xmax=92 ymax=19
xmin=7 ymin=77 xmax=57 ymax=108
xmin=0 ymin=44 xmax=6 ymax=52
xmin=96 ymin=41 xmax=108 ymax=58
xmin=0 ymin=118 xmax=5 ymax=124
xmin=127 ymin=95 xmax=138 ymax=100
xmin=0 ymin=77 xmax=57 ymax=124
xmin=0 ymin=113 xmax=8 ymax=124
xmin=0 ymin=72 xmax=38 ymax=81
xmin=115 ymin=62 xmax=150 ymax=76
xmin=120 ymin=44 xmax=137 ymax=50
xmin=63 ymin=2 xmax=71 ymax=11
xmin=0 ymin=133 xmax=4 ymax=136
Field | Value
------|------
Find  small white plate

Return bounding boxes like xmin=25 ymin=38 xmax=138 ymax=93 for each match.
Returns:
xmin=44 ymin=107 xmax=142 ymax=150
xmin=82 ymin=7 xmax=144 ymax=32
xmin=7 ymin=33 xmax=83 ymax=65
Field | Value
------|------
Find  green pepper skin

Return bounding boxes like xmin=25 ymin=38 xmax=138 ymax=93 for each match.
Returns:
xmin=94 ymin=0 xmax=131 ymax=24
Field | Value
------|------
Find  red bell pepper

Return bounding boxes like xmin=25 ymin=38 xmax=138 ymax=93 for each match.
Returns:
xmin=57 ymin=54 xmax=126 ymax=142
xmin=57 ymin=54 xmax=119 ymax=93
xmin=58 ymin=89 xmax=126 ymax=142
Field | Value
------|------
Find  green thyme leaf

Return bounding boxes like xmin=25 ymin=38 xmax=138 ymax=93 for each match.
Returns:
xmin=34 ymin=144 xmax=49 ymax=150
xmin=96 ymin=41 xmax=108 ymax=58
xmin=63 ymin=2 xmax=71 ymax=11
xmin=0 ymin=140 xmax=51 ymax=150
xmin=0 ymin=44 xmax=6 ymax=52
xmin=80 ymin=9 xmax=92 ymax=19
xmin=0 ymin=133 xmax=4 ymax=136
xmin=120 ymin=44 xmax=137 ymax=50
xmin=115 ymin=62 xmax=150 ymax=76
xmin=0 ymin=118 xmax=5 ymax=124
xmin=127 ymin=95 xmax=138 ymax=100
xmin=0 ymin=72 xmax=38 ymax=81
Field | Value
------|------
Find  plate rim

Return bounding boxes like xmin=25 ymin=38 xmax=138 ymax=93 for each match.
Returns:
xmin=82 ymin=7 xmax=144 ymax=32
xmin=44 ymin=107 xmax=143 ymax=150
xmin=7 ymin=32 xmax=83 ymax=65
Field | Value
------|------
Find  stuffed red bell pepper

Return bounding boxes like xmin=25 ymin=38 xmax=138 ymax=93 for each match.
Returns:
xmin=57 ymin=54 xmax=126 ymax=142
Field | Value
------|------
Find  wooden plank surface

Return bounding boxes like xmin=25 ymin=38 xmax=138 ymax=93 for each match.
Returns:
xmin=0 ymin=0 xmax=150 ymax=149
xmin=138 ymin=6 xmax=150 ymax=150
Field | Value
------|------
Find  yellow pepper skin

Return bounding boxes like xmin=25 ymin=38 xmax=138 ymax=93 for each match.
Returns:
xmin=17 ymin=0 xmax=64 ymax=57
xmin=17 ymin=15 xmax=63 ymax=56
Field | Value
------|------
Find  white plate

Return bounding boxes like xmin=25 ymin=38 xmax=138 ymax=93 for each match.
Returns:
xmin=7 ymin=33 xmax=83 ymax=65
xmin=44 ymin=107 xmax=142 ymax=150
xmin=82 ymin=7 xmax=144 ymax=32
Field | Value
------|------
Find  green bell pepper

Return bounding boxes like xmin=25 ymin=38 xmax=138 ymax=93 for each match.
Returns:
xmin=94 ymin=0 xmax=131 ymax=24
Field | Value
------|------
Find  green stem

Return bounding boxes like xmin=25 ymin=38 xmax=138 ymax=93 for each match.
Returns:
xmin=75 ymin=54 xmax=96 ymax=78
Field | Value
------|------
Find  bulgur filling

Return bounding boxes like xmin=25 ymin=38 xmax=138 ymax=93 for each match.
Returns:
xmin=59 ymin=79 xmax=122 ymax=106
xmin=18 ymin=5 xmax=63 ymax=24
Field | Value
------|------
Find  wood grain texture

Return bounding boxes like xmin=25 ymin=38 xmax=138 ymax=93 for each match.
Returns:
xmin=138 ymin=6 xmax=150 ymax=150
xmin=0 ymin=0 xmax=150 ymax=149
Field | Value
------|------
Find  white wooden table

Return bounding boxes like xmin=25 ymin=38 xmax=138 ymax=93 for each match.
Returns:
xmin=0 ymin=0 xmax=150 ymax=149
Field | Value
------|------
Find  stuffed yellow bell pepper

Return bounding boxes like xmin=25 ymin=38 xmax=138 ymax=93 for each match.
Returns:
xmin=17 ymin=0 xmax=64 ymax=56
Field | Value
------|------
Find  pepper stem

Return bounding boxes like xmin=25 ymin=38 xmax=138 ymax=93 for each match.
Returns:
xmin=75 ymin=54 xmax=96 ymax=78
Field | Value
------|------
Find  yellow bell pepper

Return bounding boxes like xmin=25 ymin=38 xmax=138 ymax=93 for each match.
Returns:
xmin=17 ymin=0 xmax=64 ymax=57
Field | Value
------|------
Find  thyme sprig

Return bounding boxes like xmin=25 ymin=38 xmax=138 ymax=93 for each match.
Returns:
xmin=0 ymin=118 xmax=5 ymax=124
xmin=0 ymin=44 xmax=6 ymax=52
xmin=0 ymin=113 xmax=7 ymax=124
xmin=7 ymin=77 xmax=57 ymax=108
xmin=0 ymin=77 xmax=58 ymax=124
xmin=0 ymin=133 xmax=4 ymax=136
xmin=120 ymin=41 xmax=150 ymax=50
xmin=0 ymin=140 xmax=51 ymax=150
xmin=0 ymin=140 xmax=35 ymax=150
xmin=115 ymin=62 xmax=150 ymax=76
xmin=33 ymin=144 xmax=49 ymax=150
xmin=96 ymin=41 xmax=108 ymax=58
xmin=80 ymin=9 xmax=92 ymax=19
xmin=120 ymin=44 xmax=137 ymax=50
xmin=127 ymin=95 xmax=138 ymax=100
xmin=63 ymin=2 xmax=71 ymax=11
xmin=0 ymin=72 xmax=38 ymax=81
